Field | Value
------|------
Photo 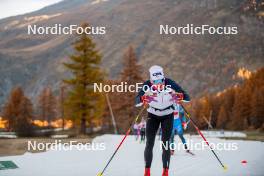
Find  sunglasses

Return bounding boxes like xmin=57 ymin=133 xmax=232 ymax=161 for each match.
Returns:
xmin=152 ymin=72 xmax=162 ymax=77
xmin=153 ymin=79 xmax=164 ymax=84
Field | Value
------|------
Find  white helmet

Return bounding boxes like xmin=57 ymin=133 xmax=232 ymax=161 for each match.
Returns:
xmin=149 ymin=65 xmax=164 ymax=81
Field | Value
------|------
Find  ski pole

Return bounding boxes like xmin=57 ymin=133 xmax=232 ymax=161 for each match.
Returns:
xmin=180 ymin=104 xmax=228 ymax=171
xmin=97 ymin=107 xmax=146 ymax=176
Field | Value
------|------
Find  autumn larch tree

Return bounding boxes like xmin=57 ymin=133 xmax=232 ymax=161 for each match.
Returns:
xmin=216 ymin=105 xmax=228 ymax=129
xmin=115 ymin=46 xmax=143 ymax=133
xmin=250 ymin=68 xmax=264 ymax=129
xmin=2 ymin=87 xmax=34 ymax=136
xmin=231 ymin=87 xmax=252 ymax=130
xmin=2 ymin=87 xmax=24 ymax=131
xmin=251 ymin=87 xmax=264 ymax=129
xmin=15 ymin=96 xmax=34 ymax=136
xmin=38 ymin=87 xmax=57 ymax=127
xmin=63 ymin=23 xmax=105 ymax=134
xmin=191 ymin=67 xmax=264 ymax=130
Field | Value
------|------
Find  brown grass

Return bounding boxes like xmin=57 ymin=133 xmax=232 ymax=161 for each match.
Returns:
xmin=0 ymin=137 xmax=91 ymax=157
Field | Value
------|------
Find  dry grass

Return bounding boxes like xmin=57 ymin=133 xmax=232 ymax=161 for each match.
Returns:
xmin=0 ymin=137 xmax=91 ymax=157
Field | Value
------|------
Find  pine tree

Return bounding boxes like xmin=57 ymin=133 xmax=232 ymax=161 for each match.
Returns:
xmin=63 ymin=23 xmax=105 ymax=134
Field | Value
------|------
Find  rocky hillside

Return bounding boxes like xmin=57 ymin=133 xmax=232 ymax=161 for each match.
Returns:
xmin=0 ymin=0 xmax=263 ymax=106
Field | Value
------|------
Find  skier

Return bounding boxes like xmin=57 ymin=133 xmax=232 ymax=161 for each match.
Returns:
xmin=139 ymin=118 xmax=146 ymax=143
xmin=170 ymin=103 xmax=191 ymax=155
xmin=133 ymin=123 xmax=140 ymax=141
xmin=135 ymin=65 xmax=190 ymax=176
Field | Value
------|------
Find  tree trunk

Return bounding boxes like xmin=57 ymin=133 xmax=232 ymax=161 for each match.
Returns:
xmin=80 ymin=117 xmax=86 ymax=134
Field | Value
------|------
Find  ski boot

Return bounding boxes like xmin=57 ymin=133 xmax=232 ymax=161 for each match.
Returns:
xmin=144 ymin=168 xmax=150 ymax=176
xmin=162 ymin=168 xmax=168 ymax=176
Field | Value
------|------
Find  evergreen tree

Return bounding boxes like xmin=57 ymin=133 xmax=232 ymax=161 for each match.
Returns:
xmin=63 ymin=23 xmax=105 ymax=134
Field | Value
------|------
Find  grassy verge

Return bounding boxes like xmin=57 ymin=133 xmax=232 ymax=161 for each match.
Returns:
xmin=220 ymin=131 xmax=264 ymax=142
xmin=0 ymin=137 xmax=91 ymax=157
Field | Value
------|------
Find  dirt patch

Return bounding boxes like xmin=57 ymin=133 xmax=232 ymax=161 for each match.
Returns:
xmin=0 ymin=137 xmax=91 ymax=157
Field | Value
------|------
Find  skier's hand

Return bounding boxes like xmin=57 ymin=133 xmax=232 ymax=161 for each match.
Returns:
xmin=182 ymin=122 xmax=187 ymax=130
xmin=170 ymin=92 xmax=184 ymax=104
xmin=141 ymin=95 xmax=156 ymax=106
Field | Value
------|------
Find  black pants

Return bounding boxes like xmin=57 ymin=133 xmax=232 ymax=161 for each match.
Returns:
xmin=140 ymin=129 xmax=146 ymax=142
xmin=144 ymin=113 xmax=174 ymax=169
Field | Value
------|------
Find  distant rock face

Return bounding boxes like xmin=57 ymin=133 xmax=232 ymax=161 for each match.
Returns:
xmin=0 ymin=0 xmax=263 ymax=106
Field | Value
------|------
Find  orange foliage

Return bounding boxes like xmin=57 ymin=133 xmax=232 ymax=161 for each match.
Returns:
xmin=32 ymin=119 xmax=73 ymax=129
xmin=0 ymin=117 xmax=8 ymax=129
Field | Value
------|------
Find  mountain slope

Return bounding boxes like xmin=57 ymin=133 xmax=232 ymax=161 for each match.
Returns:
xmin=0 ymin=0 xmax=263 ymax=105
